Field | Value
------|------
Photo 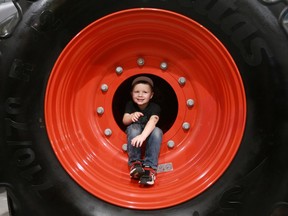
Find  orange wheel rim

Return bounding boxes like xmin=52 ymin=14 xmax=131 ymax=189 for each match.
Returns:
xmin=45 ymin=8 xmax=246 ymax=209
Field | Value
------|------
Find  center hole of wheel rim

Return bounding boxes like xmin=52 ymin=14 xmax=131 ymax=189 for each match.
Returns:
xmin=113 ymin=74 xmax=178 ymax=133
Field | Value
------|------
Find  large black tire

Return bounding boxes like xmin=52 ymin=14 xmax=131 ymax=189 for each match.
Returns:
xmin=1 ymin=0 xmax=288 ymax=215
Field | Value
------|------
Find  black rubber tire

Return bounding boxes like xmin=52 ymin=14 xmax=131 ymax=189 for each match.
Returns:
xmin=1 ymin=0 xmax=288 ymax=215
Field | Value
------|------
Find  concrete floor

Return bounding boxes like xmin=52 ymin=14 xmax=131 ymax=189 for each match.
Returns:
xmin=0 ymin=188 xmax=9 ymax=216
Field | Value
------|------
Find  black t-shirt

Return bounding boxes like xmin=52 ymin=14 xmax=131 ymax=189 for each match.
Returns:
xmin=124 ymin=101 xmax=161 ymax=125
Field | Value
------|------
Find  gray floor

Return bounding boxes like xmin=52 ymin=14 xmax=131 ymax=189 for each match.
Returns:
xmin=0 ymin=188 xmax=9 ymax=216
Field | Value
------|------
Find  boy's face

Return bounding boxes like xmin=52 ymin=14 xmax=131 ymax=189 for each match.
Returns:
xmin=131 ymin=83 xmax=153 ymax=109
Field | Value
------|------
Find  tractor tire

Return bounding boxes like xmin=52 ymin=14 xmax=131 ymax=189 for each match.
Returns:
xmin=1 ymin=0 xmax=288 ymax=215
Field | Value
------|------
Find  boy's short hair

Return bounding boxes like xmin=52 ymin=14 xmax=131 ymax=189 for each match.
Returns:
xmin=131 ymin=76 xmax=154 ymax=90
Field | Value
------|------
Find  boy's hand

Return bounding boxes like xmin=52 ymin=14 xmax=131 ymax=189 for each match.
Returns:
xmin=131 ymin=135 xmax=146 ymax=147
xmin=131 ymin=112 xmax=144 ymax=122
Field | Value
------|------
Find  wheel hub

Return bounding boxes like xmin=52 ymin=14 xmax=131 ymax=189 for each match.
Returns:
xmin=45 ymin=8 xmax=246 ymax=209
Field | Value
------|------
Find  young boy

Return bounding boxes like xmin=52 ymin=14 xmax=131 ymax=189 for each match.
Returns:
xmin=122 ymin=76 xmax=163 ymax=185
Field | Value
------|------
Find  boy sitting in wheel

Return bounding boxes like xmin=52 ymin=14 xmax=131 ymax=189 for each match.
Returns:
xmin=122 ymin=76 xmax=163 ymax=186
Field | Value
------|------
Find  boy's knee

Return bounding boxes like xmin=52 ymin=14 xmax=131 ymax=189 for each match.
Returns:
xmin=127 ymin=124 xmax=142 ymax=135
xmin=152 ymin=127 xmax=163 ymax=137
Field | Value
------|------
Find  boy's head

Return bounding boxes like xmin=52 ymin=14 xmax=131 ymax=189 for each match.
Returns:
xmin=131 ymin=76 xmax=154 ymax=108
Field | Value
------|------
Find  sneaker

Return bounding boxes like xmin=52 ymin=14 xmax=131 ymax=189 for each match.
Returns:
xmin=130 ymin=161 xmax=145 ymax=179
xmin=139 ymin=166 xmax=156 ymax=186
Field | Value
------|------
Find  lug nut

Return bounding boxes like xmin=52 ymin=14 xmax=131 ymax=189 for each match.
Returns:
xmin=101 ymin=84 xmax=108 ymax=92
xmin=137 ymin=58 xmax=145 ymax=66
xmin=182 ymin=122 xmax=190 ymax=130
xmin=104 ymin=128 xmax=112 ymax=136
xmin=96 ymin=107 xmax=104 ymax=115
xmin=167 ymin=140 xmax=175 ymax=149
xmin=160 ymin=62 xmax=168 ymax=70
xmin=178 ymin=77 xmax=186 ymax=86
xmin=187 ymin=99 xmax=195 ymax=108
xmin=115 ymin=66 xmax=123 ymax=75
xmin=122 ymin=144 xmax=128 ymax=152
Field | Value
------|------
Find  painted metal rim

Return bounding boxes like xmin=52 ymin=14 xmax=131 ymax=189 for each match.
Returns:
xmin=45 ymin=8 xmax=246 ymax=209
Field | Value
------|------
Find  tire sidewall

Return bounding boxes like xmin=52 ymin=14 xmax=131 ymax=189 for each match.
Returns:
xmin=1 ymin=0 xmax=288 ymax=215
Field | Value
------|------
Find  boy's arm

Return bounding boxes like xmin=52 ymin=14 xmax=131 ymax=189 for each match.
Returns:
xmin=141 ymin=115 xmax=159 ymax=138
xmin=131 ymin=115 xmax=159 ymax=147
xmin=122 ymin=112 xmax=144 ymax=125
xmin=122 ymin=113 xmax=132 ymax=125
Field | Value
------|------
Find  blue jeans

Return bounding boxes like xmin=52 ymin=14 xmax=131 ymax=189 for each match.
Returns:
xmin=126 ymin=123 xmax=163 ymax=170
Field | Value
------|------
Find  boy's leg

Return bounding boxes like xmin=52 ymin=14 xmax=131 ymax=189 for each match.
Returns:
xmin=140 ymin=127 xmax=162 ymax=185
xmin=143 ymin=127 xmax=163 ymax=170
xmin=127 ymin=124 xmax=144 ymax=178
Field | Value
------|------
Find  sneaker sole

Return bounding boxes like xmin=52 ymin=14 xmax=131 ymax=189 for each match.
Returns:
xmin=139 ymin=176 xmax=156 ymax=185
